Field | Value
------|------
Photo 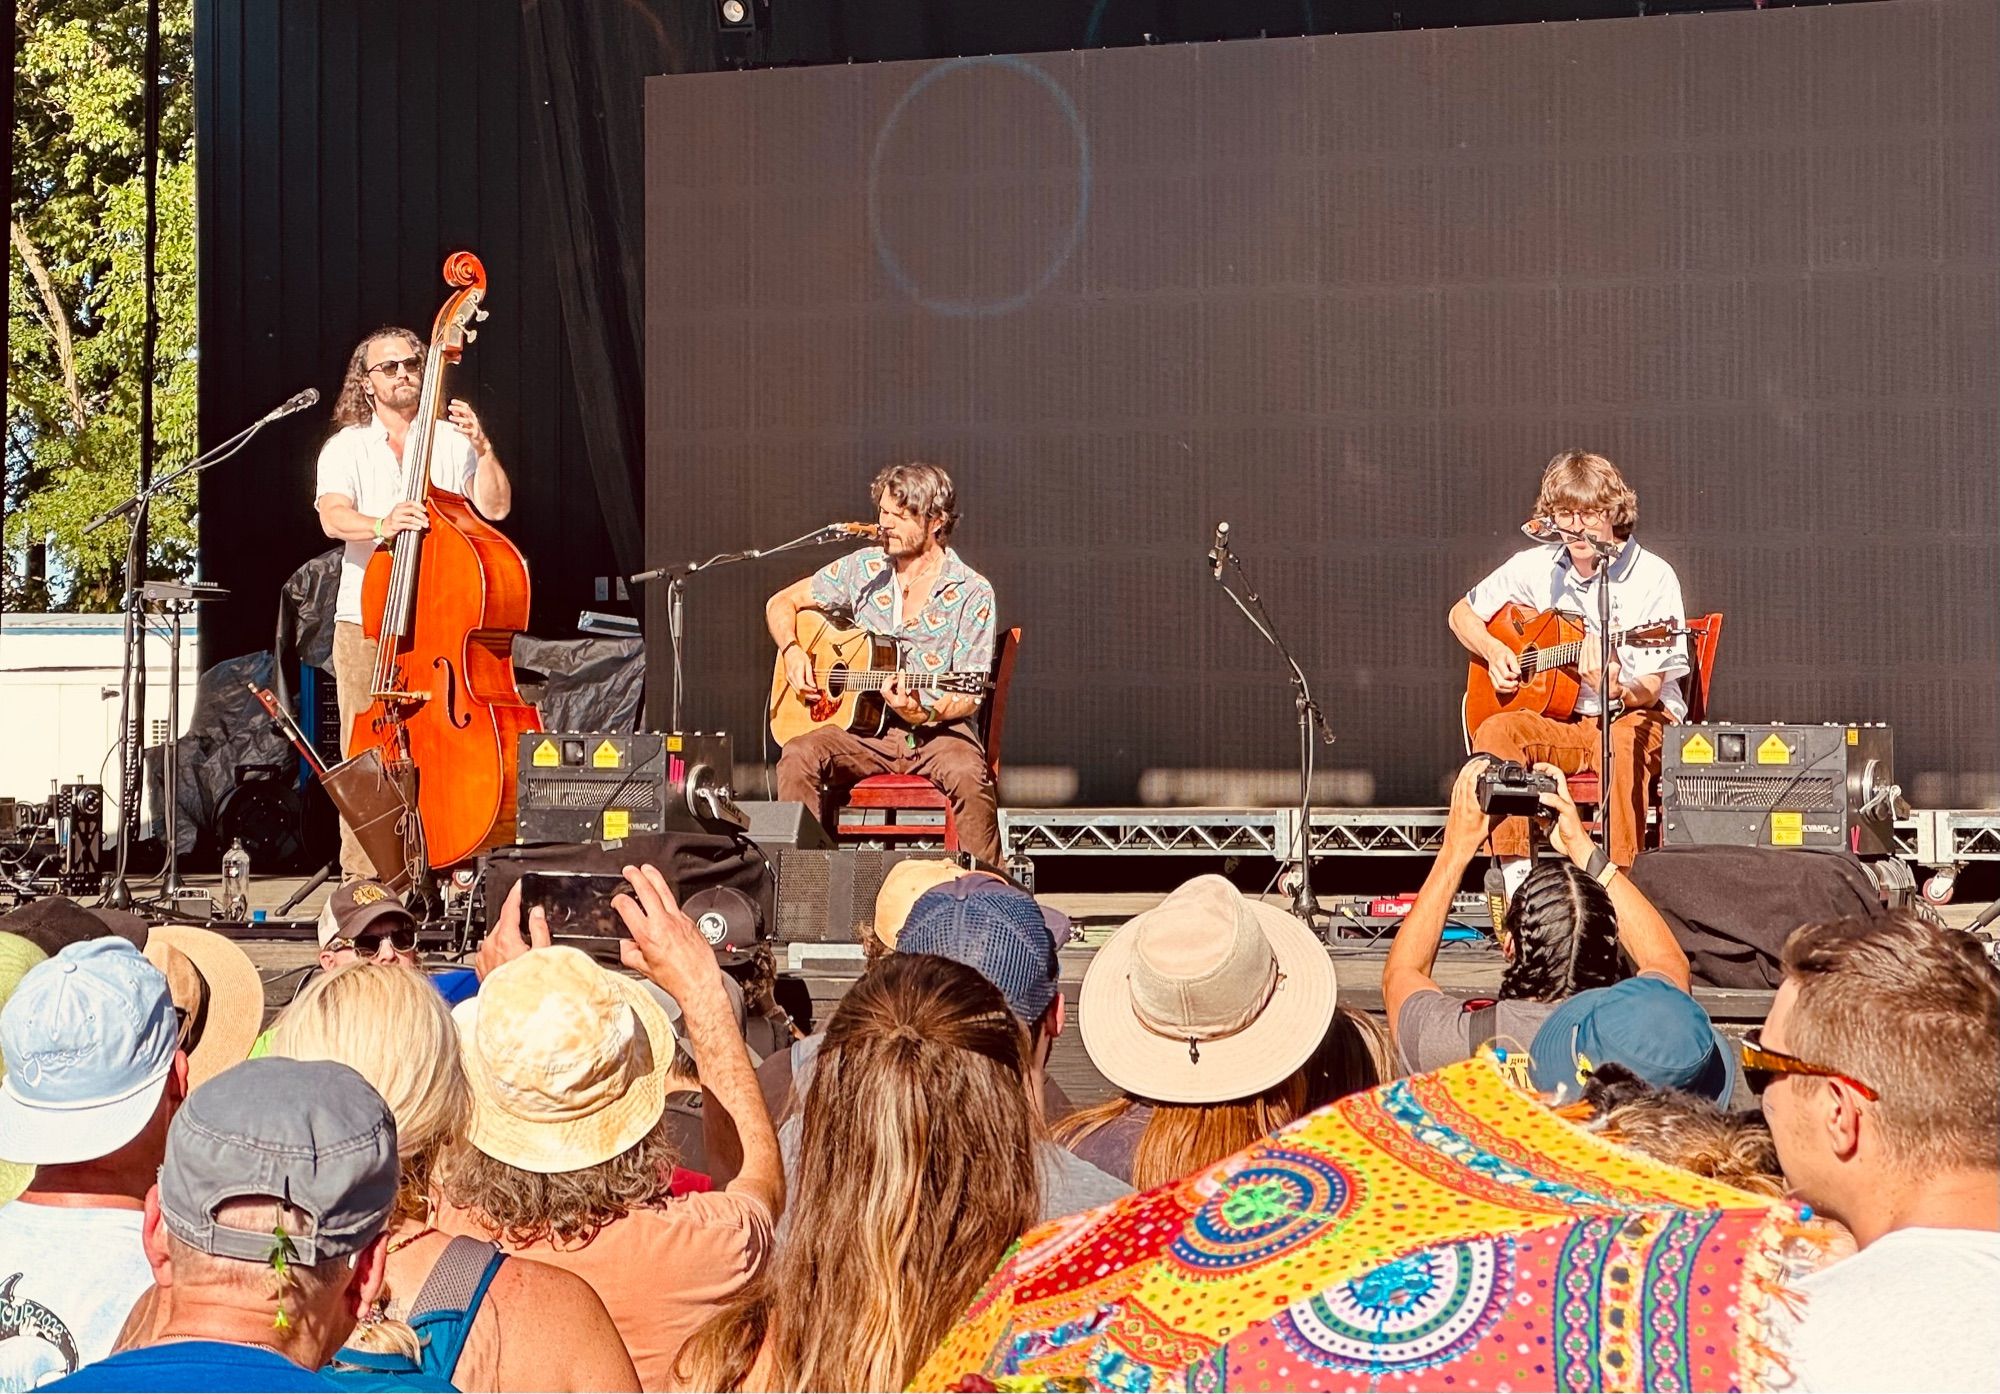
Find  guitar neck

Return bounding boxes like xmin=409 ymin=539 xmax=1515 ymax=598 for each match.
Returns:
xmin=1526 ymin=629 xmax=1635 ymax=675
xmin=830 ymin=669 xmax=982 ymax=692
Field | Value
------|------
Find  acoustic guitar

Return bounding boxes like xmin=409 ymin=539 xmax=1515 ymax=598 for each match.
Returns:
xmin=769 ymin=609 xmax=990 ymax=746
xmin=1463 ymin=603 xmax=1679 ymax=735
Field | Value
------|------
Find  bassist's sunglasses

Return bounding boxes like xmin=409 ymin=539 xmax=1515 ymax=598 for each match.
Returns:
xmin=367 ymin=355 xmax=424 ymax=378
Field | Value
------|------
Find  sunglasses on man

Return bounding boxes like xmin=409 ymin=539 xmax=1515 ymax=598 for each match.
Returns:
xmin=328 ymin=924 xmax=420 ymax=958
xmin=1738 ymin=1029 xmax=1879 ymax=1101
xmin=367 ymin=354 xmax=425 ymax=379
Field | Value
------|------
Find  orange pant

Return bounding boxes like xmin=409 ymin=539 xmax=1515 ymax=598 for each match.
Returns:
xmin=1471 ymin=707 xmax=1673 ymax=866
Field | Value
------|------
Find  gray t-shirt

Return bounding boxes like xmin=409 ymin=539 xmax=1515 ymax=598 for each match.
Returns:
xmin=1393 ymin=971 xmax=1679 ymax=1076
xmin=0 ymin=1201 xmax=151 ymax=1390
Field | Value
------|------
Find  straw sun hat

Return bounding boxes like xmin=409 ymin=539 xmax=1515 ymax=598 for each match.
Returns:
xmin=452 ymin=947 xmax=677 ymax=1174
xmin=1080 ymin=875 xmax=1337 ymax=1104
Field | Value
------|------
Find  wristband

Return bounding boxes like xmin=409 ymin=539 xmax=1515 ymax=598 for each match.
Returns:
xmin=1585 ymin=848 xmax=1617 ymax=885
xmin=372 ymin=516 xmax=386 ymax=542
xmin=782 ymin=639 xmax=800 ymax=657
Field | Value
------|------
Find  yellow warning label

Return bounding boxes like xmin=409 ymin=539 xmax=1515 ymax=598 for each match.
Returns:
xmin=1846 ymin=727 xmax=1858 ymax=745
xmin=1756 ymin=733 xmax=1791 ymax=765
xmin=531 ymin=739 xmax=559 ymax=768
xmin=1680 ymin=733 xmax=1714 ymax=765
xmin=603 ymin=809 xmax=630 ymax=840
xmin=667 ymin=734 xmax=683 ymax=752
xmin=1771 ymin=811 xmax=1803 ymax=846
xmin=592 ymin=740 xmax=621 ymax=769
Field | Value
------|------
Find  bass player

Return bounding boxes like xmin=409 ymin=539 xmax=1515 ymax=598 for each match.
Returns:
xmin=1447 ymin=450 xmax=1689 ymax=885
xmin=765 ymin=462 xmax=1002 ymax=863
xmin=314 ymin=326 xmax=513 ymax=880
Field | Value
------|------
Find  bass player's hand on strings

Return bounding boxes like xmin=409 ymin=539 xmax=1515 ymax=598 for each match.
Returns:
xmin=379 ymin=500 xmax=429 ymax=539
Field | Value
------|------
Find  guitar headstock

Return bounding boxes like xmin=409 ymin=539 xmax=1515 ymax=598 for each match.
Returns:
xmin=430 ymin=251 xmax=489 ymax=363
xmin=1623 ymin=618 xmax=1682 ymax=649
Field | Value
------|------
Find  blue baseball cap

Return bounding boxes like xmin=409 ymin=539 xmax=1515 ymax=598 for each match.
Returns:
xmin=1528 ymin=976 xmax=1733 ymax=1106
xmin=899 ymin=878 xmax=1062 ymax=1026
xmin=0 ymin=939 xmax=181 ymax=1165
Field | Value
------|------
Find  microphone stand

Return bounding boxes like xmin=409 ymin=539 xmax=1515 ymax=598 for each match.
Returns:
xmin=1541 ymin=521 xmax=1621 ymax=858
xmin=631 ymin=525 xmax=862 ymax=731
xmin=1207 ymin=534 xmax=1336 ymax=932
xmin=82 ymin=406 xmax=289 ymax=910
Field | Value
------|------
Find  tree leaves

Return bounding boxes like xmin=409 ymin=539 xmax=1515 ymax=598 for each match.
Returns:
xmin=7 ymin=0 xmax=196 ymax=609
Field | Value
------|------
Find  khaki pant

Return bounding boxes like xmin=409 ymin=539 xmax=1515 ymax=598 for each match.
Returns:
xmin=330 ymin=620 xmax=380 ymax=880
xmin=776 ymin=724 xmax=1003 ymax=865
xmin=1472 ymin=707 xmax=1673 ymax=867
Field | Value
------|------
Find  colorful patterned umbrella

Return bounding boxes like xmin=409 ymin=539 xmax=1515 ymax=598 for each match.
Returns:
xmin=917 ymin=1056 xmax=1831 ymax=1392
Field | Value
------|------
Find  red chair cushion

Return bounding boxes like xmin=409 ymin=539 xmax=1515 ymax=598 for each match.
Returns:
xmin=846 ymin=774 xmax=951 ymax=808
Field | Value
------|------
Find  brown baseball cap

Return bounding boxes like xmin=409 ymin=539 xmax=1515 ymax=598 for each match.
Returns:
xmin=316 ymin=880 xmax=417 ymax=949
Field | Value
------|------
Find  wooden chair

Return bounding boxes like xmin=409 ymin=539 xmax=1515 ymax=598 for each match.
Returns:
xmin=832 ymin=627 xmax=1021 ymax=855
xmin=1564 ymin=612 xmax=1723 ymax=830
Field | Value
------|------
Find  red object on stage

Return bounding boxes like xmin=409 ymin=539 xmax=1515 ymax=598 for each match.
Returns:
xmin=351 ymin=251 xmax=541 ymax=871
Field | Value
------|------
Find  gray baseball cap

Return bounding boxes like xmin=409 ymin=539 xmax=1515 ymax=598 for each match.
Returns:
xmin=158 ymin=1057 xmax=399 ymax=1264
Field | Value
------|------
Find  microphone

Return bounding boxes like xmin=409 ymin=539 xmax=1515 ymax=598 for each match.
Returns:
xmin=828 ymin=522 xmax=881 ymax=538
xmin=1520 ymin=515 xmax=1564 ymax=545
xmin=1209 ymin=521 xmax=1231 ymax=579
xmin=260 ymin=387 xmax=320 ymax=423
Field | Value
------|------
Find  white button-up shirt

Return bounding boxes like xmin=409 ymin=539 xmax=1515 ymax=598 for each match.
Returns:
xmin=1464 ymin=541 xmax=1691 ymax=719
xmin=314 ymin=419 xmax=478 ymax=624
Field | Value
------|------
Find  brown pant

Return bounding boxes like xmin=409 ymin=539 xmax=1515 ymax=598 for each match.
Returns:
xmin=330 ymin=620 xmax=380 ymax=881
xmin=776 ymin=724 xmax=1003 ymax=865
xmin=1472 ymin=707 xmax=1673 ymax=867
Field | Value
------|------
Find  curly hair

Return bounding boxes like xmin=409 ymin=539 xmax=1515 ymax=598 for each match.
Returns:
xmin=1576 ymin=1063 xmax=1785 ymax=1198
xmin=440 ymin=1113 xmax=681 ymax=1248
xmin=1498 ymin=860 xmax=1624 ymax=1003
xmin=331 ymin=326 xmax=425 ymax=429
xmin=871 ymin=462 xmax=961 ymax=542
xmin=1535 ymin=449 xmax=1639 ymax=539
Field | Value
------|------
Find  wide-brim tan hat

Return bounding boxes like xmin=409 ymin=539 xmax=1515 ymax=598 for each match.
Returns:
xmin=452 ymin=949 xmax=675 ymax=1175
xmin=144 ymin=925 xmax=265 ymax=1089
xmin=1080 ymin=875 xmax=1337 ymax=1105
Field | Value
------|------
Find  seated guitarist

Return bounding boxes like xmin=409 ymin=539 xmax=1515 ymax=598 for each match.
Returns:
xmin=1448 ymin=450 xmax=1689 ymax=886
xmin=766 ymin=463 xmax=1002 ymax=864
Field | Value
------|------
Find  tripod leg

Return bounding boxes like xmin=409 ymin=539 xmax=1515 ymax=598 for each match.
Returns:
xmin=278 ymin=859 xmax=338 ymax=916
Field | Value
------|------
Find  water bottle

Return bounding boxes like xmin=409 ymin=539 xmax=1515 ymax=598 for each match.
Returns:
xmin=221 ymin=838 xmax=251 ymax=923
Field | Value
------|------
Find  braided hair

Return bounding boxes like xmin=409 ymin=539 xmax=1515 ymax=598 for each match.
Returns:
xmin=1498 ymin=859 xmax=1623 ymax=1002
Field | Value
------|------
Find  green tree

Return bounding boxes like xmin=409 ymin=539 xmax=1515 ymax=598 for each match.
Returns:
xmin=7 ymin=0 xmax=196 ymax=611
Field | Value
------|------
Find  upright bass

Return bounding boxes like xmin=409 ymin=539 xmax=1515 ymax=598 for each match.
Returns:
xmin=350 ymin=251 xmax=541 ymax=872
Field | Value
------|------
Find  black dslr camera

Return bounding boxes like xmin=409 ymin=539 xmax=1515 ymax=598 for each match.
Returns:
xmin=1474 ymin=758 xmax=1559 ymax=818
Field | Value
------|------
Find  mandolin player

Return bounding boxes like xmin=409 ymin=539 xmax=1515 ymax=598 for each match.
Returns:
xmin=313 ymin=327 xmax=513 ymax=880
xmin=1447 ymin=450 xmax=1689 ymax=885
xmin=764 ymin=462 xmax=1003 ymax=863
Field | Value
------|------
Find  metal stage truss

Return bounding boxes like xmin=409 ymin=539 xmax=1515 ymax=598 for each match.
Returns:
xmin=998 ymin=807 xmax=2000 ymax=874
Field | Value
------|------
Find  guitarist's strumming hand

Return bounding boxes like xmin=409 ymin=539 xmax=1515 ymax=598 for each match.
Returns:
xmin=782 ymin=640 xmax=821 ymax=700
xmin=1484 ymin=641 xmax=1523 ymax=695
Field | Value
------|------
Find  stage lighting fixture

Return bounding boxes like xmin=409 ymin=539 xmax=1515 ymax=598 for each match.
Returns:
xmin=718 ymin=0 xmax=753 ymax=29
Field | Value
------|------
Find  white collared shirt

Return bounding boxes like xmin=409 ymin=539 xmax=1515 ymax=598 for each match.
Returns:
xmin=314 ymin=418 xmax=478 ymax=624
xmin=1464 ymin=540 xmax=1691 ymax=719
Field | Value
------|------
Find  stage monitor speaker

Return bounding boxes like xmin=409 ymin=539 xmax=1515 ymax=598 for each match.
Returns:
xmin=737 ymin=799 xmax=835 ymax=854
xmin=516 ymin=732 xmax=739 ymax=844
xmin=1660 ymin=723 xmax=1897 ymax=857
xmin=766 ymin=846 xmax=976 ymax=944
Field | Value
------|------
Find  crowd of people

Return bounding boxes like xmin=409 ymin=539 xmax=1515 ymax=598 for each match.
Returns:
xmin=0 ymin=781 xmax=1995 ymax=1392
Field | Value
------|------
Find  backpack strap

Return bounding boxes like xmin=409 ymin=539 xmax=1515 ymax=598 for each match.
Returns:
xmin=405 ymin=1236 xmax=507 ymax=1379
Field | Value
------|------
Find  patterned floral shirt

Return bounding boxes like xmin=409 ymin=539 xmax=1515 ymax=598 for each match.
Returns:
xmin=809 ymin=545 xmax=999 ymax=695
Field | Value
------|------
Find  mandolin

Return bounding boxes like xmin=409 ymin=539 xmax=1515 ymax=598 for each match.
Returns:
xmin=1463 ymin=603 xmax=1679 ymax=735
xmin=768 ymin=609 xmax=990 ymax=746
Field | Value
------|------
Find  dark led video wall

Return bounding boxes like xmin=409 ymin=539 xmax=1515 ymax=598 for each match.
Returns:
xmin=644 ymin=0 xmax=1998 ymax=807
